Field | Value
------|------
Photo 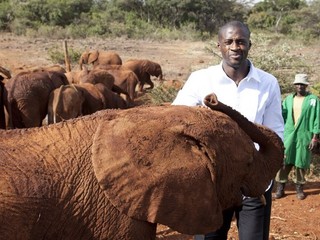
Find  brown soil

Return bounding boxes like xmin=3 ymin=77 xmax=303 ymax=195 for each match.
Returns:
xmin=1 ymin=33 xmax=319 ymax=240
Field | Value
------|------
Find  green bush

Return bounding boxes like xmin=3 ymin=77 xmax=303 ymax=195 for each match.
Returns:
xmin=27 ymin=25 xmax=68 ymax=39
xmin=149 ymin=85 xmax=179 ymax=105
xmin=247 ymin=12 xmax=276 ymax=30
xmin=248 ymin=33 xmax=310 ymax=95
xmin=0 ymin=1 xmax=13 ymax=31
xmin=48 ymin=45 xmax=82 ymax=65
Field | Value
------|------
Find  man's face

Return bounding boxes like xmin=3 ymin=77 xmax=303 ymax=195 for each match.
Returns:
xmin=218 ymin=26 xmax=251 ymax=69
xmin=294 ymin=84 xmax=308 ymax=95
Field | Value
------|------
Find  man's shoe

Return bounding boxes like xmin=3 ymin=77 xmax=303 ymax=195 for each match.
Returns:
xmin=274 ymin=182 xmax=285 ymax=199
xmin=296 ymin=184 xmax=306 ymax=200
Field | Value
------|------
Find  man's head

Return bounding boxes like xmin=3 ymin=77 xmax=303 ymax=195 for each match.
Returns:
xmin=217 ymin=21 xmax=251 ymax=70
xmin=293 ymin=73 xmax=309 ymax=96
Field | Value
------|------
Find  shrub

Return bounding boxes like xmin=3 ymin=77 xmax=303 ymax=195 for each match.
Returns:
xmin=149 ymin=85 xmax=179 ymax=105
xmin=48 ymin=45 xmax=82 ymax=65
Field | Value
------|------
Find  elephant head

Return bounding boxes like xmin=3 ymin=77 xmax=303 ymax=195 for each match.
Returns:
xmin=92 ymin=94 xmax=284 ymax=235
xmin=79 ymin=50 xmax=98 ymax=70
xmin=142 ymin=60 xmax=163 ymax=80
xmin=94 ymin=83 xmax=128 ymax=109
xmin=204 ymin=93 xmax=284 ymax=197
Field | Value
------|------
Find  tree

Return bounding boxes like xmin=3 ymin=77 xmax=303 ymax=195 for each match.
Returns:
xmin=248 ymin=0 xmax=307 ymax=31
xmin=0 ymin=0 xmax=13 ymax=31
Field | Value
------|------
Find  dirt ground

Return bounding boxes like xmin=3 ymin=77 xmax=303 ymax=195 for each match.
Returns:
xmin=0 ymin=33 xmax=320 ymax=240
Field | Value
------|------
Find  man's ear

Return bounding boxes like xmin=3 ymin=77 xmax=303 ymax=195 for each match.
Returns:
xmin=249 ymin=40 xmax=252 ymax=49
xmin=217 ymin=42 xmax=220 ymax=48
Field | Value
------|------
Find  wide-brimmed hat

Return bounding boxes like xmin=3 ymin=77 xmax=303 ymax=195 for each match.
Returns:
xmin=293 ymin=74 xmax=309 ymax=85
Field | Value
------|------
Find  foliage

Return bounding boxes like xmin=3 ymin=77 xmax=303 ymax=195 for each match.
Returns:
xmin=309 ymin=154 xmax=320 ymax=180
xmin=149 ymin=85 xmax=179 ymax=104
xmin=248 ymin=33 xmax=311 ymax=95
xmin=48 ymin=45 xmax=82 ymax=66
xmin=248 ymin=0 xmax=320 ymax=39
xmin=1 ymin=0 xmax=249 ymax=39
xmin=1 ymin=0 xmax=320 ymax=40
xmin=0 ymin=0 xmax=13 ymax=31
xmin=10 ymin=0 xmax=93 ymax=26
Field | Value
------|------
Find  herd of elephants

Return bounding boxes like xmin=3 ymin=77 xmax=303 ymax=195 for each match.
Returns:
xmin=0 ymin=50 xmax=284 ymax=239
xmin=0 ymin=50 xmax=163 ymax=129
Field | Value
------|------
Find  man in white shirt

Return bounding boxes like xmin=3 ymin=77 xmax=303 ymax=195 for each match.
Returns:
xmin=172 ymin=20 xmax=284 ymax=240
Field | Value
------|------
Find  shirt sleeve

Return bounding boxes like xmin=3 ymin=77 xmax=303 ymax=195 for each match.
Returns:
xmin=312 ymin=97 xmax=320 ymax=134
xmin=262 ymin=81 xmax=284 ymax=141
xmin=172 ymin=72 xmax=202 ymax=106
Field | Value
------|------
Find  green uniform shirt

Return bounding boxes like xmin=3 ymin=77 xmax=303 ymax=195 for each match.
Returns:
xmin=282 ymin=93 xmax=320 ymax=168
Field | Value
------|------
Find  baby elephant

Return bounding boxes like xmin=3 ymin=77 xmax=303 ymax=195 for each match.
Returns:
xmin=48 ymin=83 xmax=127 ymax=123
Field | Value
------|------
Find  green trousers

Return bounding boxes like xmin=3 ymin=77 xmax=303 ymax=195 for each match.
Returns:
xmin=275 ymin=164 xmax=306 ymax=184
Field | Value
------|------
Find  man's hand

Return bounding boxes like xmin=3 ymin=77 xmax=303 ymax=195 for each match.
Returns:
xmin=309 ymin=138 xmax=318 ymax=151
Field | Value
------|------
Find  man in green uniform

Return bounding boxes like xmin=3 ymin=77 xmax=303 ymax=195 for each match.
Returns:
xmin=274 ymin=73 xmax=320 ymax=200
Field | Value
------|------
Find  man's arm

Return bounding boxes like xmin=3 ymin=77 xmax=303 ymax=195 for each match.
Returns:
xmin=172 ymin=72 xmax=202 ymax=106
xmin=263 ymin=82 xmax=284 ymax=141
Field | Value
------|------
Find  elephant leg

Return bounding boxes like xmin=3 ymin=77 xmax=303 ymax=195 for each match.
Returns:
xmin=18 ymin=101 xmax=43 ymax=128
xmin=0 ymin=103 xmax=5 ymax=129
xmin=119 ymin=218 xmax=157 ymax=239
xmin=145 ymin=78 xmax=154 ymax=90
xmin=138 ymin=81 xmax=145 ymax=92
xmin=8 ymin=103 xmax=24 ymax=129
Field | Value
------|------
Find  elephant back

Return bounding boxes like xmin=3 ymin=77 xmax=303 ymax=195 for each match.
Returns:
xmin=76 ymin=83 xmax=105 ymax=115
xmin=99 ymin=51 xmax=122 ymax=65
xmin=81 ymin=69 xmax=115 ymax=90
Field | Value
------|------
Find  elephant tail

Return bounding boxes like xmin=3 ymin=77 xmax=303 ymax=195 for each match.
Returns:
xmin=52 ymin=85 xmax=65 ymax=123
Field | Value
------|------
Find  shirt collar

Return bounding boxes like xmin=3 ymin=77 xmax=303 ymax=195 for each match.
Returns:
xmin=219 ymin=60 xmax=261 ymax=83
xmin=247 ymin=61 xmax=261 ymax=83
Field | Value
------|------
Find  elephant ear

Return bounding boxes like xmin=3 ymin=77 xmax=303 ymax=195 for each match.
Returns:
xmin=88 ymin=50 xmax=99 ymax=64
xmin=141 ymin=60 xmax=154 ymax=75
xmin=91 ymin=106 xmax=223 ymax=234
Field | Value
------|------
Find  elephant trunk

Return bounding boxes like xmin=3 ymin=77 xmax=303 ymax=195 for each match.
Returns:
xmin=204 ymin=93 xmax=284 ymax=197
xmin=204 ymin=93 xmax=269 ymax=143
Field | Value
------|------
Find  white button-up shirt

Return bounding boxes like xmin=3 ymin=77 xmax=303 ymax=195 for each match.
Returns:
xmin=172 ymin=61 xmax=284 ymax=140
